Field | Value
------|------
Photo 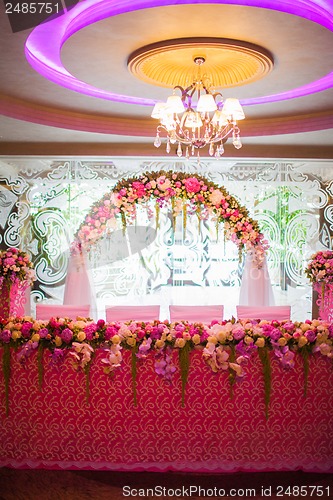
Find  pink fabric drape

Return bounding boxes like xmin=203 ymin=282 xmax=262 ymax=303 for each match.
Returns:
xmin=36 ymin=304 xmax=91 ymax=320
xmin=105 ymin=305 xmax=161 ymax=322
xmin=169 ymin=305 xmax=224 ymax=322
xmin=236 ymin=305 xmax=291 ymax=321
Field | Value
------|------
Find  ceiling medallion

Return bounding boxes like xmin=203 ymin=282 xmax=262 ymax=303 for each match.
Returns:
xmin=127 ymin=37 xmax=274 ymax=89
xmin=128 ymin=38 xmax=273 ymax=160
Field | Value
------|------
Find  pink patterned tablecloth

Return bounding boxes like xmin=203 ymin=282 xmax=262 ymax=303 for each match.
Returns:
xmin=0 ymin=348 xmax=332 ymax=472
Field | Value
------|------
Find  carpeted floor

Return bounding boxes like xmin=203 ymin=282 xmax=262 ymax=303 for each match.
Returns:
xmin=0 ymin=469 xmax=332 ymax=500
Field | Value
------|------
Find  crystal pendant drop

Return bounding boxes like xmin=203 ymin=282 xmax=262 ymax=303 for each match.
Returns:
xmin=166 ymin=139 xmax=171 ymax=154
xmin=209 ymin=143 xmax=215 ymax=156
xmin=218 ymin=143 xmax=224 ymax=155
xmin=185 ymin=147 xmax=190 ymax=159
xmin=154 ymin=133 xmax=161 ymax=148
xmin=191 ymin=145 xmax=195 ymax=155
xmin=233 ymin=134 xmax=242 ymax=149
xmin=177 ymin=143 xmax=183 ymax=157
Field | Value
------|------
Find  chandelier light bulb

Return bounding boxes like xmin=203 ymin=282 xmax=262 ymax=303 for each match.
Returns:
xmin=197 ymin=93 xmax=218 ymax=113
xmin=222 ymin=98 xmax=245 ymax=121
xmin=151 ymin=102 xmax=168 ymax=119
xmin=166 ymin=95 xmax=185 ymax=113
xmin=150 ymin=57 xmax=245 ymax=158
xmin=211 ymin=110 xmax=229 ymax=127
xmin=184 ymin=111 xmax=203 ymax=129
xmin=160 ymin=113 xmax=176 ymax=131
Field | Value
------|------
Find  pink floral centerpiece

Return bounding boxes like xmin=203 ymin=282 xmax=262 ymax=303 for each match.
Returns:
xmin=0 ymin=247 xmax=35 ymax=318
xmin=305 ymin=250 xmax=333 ymax=285
xmin=305 ymin=249 xmax=333 ymax=321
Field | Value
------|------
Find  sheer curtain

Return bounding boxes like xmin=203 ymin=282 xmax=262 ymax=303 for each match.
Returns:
xmin=239 ymin=251 xmax=275 ymax=306
xmin=63 ymin=251 xmax=97 ymax=318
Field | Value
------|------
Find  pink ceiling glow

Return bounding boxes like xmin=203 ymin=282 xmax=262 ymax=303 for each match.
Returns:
xmin=25 ymin=0 xmax=333 ymax=108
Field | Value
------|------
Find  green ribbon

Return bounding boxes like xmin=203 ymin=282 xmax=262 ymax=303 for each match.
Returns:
xmin=2 ymin=344 xmax=11 ymax=417
xmin=178 ymin=342 xmax=191 ymax=407
xmin=258 ymin=346 xmax=272 ymax=420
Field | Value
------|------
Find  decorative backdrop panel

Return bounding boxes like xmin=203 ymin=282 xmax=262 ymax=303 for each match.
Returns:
xmin=0 ymin=158 xmax=332 ymax=319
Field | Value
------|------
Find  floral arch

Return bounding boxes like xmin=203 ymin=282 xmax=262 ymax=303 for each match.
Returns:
xmin=73 ymin=171 xmax=268 ymax=268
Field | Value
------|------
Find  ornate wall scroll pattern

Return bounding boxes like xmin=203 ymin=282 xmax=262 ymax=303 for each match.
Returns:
xmin=4 ymin=202 xmax=30 ymax=248
xmin=0 ymin=158 xmax=332 ymax=318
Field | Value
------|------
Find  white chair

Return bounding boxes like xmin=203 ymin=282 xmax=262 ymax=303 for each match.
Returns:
xmin=236 ymin=305 xmax=291 ymax=321
xmin=169 ymin=305 xmax=224 ymax=323
xmin=36 ymin=303 xmax=91 ymax=320
xmin=105 ymin=305 xmax=160 ymax=322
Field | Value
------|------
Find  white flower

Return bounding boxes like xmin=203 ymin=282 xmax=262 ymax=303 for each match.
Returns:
xmin=70 ymin=342 xmax=94 ymax=369
xmin=229 ymin=362 xmax=243 ymax=377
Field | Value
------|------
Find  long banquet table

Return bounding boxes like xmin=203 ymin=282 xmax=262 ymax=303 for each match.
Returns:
xmin=0 ymin=347 xmax=332 ymax=472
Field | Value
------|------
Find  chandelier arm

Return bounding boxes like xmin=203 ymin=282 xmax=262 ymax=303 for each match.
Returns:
xmin=174 ymin=84 xmax=195 ymax=109
xmin=210 ymin=124 xmax=235 ymax=143
xmin=183 ymin=83 xmax=195 ymax=95
xmin=212 ymin=91 xmax=223 ymax=105
xmin=157 ymin=124 xmax=192 ymax=146
xmin=174 ymin=85 xmax=185 ymax=95
xmin=189 ymin=87 xmax=197 ymax=98
xmin=178 ymin=121 xmax=192 ymax=142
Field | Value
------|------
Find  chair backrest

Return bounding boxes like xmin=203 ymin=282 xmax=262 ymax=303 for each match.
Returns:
xmin=236 ymin=305 xmax=291 ymax=321
xmin=169 ymin=305 xmax=224 ymax=323
xmin=105 ymin=305 xmax=160 ymax=323
xmin=36 ymin=304 xmax=90 ymax=320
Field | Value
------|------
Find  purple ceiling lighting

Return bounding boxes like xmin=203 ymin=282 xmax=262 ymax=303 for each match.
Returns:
xmin=25 ymin=0 xmax=333 ymax=108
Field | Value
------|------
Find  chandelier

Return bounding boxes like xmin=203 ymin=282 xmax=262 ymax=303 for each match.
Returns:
xmin=151 ymin=56 xmax=245 ymax=159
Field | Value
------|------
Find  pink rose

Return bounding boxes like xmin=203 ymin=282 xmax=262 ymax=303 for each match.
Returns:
xmin=184 ymin=177 xmax=201 ymax=193
xmin=132 ymin=181 xmax=146 ymax=197
xmin=157 ymin=176 xmax=172 ymax=191
xmin=210 ymin=189 xmax=223 ymax=206
xmin=232 ymin=326 xmax=245 ymax=340
xmin=4 ymin=257 xmax=15 ymax=266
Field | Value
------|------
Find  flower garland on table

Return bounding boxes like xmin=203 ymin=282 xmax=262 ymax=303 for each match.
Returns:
xmin=73 ymin=171 xmax=269 ymax=267
xmin=1 ymin=316 xmax=332 ymax=418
